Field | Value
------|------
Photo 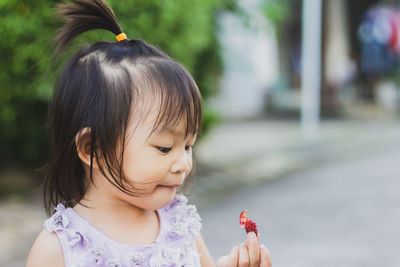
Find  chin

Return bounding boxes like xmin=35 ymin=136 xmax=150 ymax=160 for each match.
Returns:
xmin=157 ymin=186 xmax=177 ymax=206
xmin=141 ymin=186 xmax=177 ymax=210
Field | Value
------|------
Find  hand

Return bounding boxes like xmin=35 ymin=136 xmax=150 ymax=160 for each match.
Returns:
xmin=216 ymin=232 xmax=272 ymax=267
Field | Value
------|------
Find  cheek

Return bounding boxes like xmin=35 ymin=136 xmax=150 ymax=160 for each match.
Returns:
xmin=123 ymin=148 xmax=169 ymax=183
xmin=185 ymin=156 xmax=194 ymax=176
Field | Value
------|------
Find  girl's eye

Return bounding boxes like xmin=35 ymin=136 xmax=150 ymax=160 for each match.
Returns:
xmin=157 ymin=147 xmax=172 ymax=153
xmin=185 ymin=145 xmax=193 ymax=151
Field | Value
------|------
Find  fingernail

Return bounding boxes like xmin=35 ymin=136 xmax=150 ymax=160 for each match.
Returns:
xmin=248 ymin=232 xmax=256 ymax=239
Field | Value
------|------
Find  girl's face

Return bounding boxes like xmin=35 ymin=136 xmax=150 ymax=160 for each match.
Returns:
xmin=109 ymin=103 xmax=197 ymax=210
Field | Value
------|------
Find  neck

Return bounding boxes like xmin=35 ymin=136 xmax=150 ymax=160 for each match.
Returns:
xmin=73 ymin=181 xmax=160 ymax=246
xmin=76 ymin=180 xmax=149 ymax=220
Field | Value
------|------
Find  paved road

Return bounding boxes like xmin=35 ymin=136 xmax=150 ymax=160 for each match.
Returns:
xmin=3 ymin=119 xmax=400 ymax=266
xmin=198 ymin=143 xmax=400 ymax=267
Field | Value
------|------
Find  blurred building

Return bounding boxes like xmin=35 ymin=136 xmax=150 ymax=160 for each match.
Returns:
xmin=212 ymin=0 xmax=400 ymax=120
xmin=210 ymin=0 xmax=279 ymax=119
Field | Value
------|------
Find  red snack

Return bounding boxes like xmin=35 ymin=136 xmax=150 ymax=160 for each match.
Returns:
xmin=239 ymin=210 xmax=258 ymax=236
xmin=245 ymin=220 xmax=258 ymax=235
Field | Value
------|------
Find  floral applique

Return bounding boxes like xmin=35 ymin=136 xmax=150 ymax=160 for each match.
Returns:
xmin=44 ymin=204 xmax=91 ymax=249
xmin=185 ymin=205 xmax=201 ymax=239
xmin=44 ymin=204 xmax=70 ymax=232
xmin=148 ymin=255 xmax=170 ymax=267
xmin=168 ymin=221 xmax=187 ymax=240
xmin=125 ymin=251 xmax=146 ymax=266
xmin=91 ymin=247 xmax=104 ymax=264
xmin=159 ymin=194 xmax=202 ymax=265
xmin=168 ymin=200 xmax=201 ymax=241
xmin=106 ymin=259 xmax=122 ymax=267
xmin=67 ymin=229 xmax=90 ymax=247
xmin=166 ymin=194 xmax=188 ymax=212
xmin=162 ymin=242 xmax=186 ymax=263
xmin=181 ymin=262 xmax=198 ymax=267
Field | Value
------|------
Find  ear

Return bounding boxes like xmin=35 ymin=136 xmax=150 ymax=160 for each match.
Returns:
xmin=75 ymin=127 xmax=100 ymax=169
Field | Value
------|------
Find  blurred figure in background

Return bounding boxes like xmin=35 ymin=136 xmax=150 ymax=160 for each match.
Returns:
xmin=358 ymin=4 xmax=400 ymax=101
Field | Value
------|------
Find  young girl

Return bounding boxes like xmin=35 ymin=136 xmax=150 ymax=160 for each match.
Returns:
xmin=27 ymin=0 xmax=272 ymax=266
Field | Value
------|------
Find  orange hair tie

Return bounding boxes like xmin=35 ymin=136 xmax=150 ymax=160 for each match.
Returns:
xmin=116 ymin=32 xmax=127 ymax=42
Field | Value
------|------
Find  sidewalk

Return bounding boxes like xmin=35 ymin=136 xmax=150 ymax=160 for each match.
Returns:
xmin=2 ymin=118 xmax=400 ymax=265
xmin=190 ymin=118 xmax=400 ymax=207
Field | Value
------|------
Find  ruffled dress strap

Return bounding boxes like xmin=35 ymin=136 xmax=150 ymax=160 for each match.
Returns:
xmin=151 ymin=194 xmax=202 ymax=266
xmin=162 ymin=194 xmax=202 ymax=241
xmin=43 ymin=204 xmax=90 ymax=267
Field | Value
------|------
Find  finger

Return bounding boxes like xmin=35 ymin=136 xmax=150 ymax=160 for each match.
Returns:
xmin=244 ymin=232 xmax=260 ymax=246
xmin=238 ymin=244 xmax=249 ymax=267
xmin=260 ymin=244 xmax=272 ymax=267
xmin=227 ymin=246 xmax=239 ymax=267
xmin=247 ymin=232 xmax=260 ymax=267
xmin=216 ymin=255 xmax=229 ymax=267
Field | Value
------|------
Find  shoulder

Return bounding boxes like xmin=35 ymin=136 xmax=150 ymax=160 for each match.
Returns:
xmin=26 ymin=229 xmax=65 ymax=267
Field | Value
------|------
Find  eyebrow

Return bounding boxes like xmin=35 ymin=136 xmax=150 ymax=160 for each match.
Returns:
xmin=154 ymin=127 xmax=183 ymax=135
xmin=155 ymin=127 xmax=197 ymax=137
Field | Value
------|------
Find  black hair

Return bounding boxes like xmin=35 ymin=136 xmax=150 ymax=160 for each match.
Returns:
xmin=43 ymin=0 xmax=203 ymax=215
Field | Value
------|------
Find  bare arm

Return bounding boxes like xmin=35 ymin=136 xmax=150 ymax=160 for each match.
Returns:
xmin=196 ymin=234 xmax=216 ymax=267
xmin=26 ymin=229 xmax=65 ymax=267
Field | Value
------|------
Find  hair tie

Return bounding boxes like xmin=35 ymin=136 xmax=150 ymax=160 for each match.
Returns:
xmin=116 ymin=33 xmax=127 ymax=42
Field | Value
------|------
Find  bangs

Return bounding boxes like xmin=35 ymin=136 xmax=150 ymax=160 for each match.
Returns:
xmin=128 ymin=57 xmax=203 ymax=139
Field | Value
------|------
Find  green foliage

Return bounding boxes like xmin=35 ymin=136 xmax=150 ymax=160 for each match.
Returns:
xmin=0 ymin=0 xmax=234 ymax=167
xmin=261 ymin=0 xmax=291 ymax=36
xmin=0 ymin=0 xmax=56 ymax=167
xmin=262 ymin=0 xmax=290 ymax=24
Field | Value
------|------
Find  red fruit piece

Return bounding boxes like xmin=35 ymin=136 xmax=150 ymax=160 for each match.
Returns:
xmin=245 ymin=220 xmax=258 ymax=236
xmin=239 ymin=210 xmax=248 ymax=227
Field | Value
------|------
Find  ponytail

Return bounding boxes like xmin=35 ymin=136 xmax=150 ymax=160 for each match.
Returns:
xmin=55 ymin=0 xmax=124 ymax=56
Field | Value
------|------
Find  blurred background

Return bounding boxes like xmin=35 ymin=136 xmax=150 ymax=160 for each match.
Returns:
xmin=1 ymin=0 xmax=400 ymax=266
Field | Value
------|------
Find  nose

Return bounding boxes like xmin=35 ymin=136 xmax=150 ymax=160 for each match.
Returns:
xmin=170 ymin=150 xmax=190 ymax=174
